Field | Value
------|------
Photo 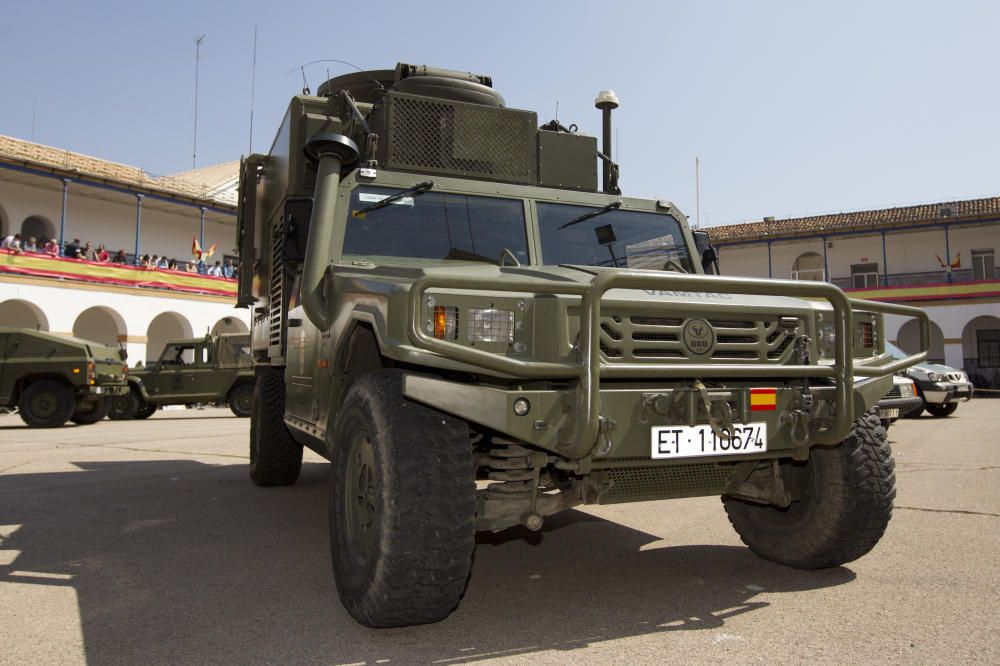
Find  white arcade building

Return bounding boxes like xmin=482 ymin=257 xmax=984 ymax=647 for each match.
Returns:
xmin=0 ymin=135 xmax=248 ymax=363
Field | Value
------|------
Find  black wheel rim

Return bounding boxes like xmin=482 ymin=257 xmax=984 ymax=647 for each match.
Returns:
xmin=111 ymin=395 xmax=129 ymax=415
xmin=29 ymin=390 xmax=59 ymax=419
xmin=344 ymin=433 xmax=378 ymax=567
xmin=236 ymin=389 xmax=252 ymax=413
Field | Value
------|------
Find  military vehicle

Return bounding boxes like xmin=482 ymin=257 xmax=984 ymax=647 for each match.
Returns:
xmin=0 ymin=327 xmax=128 ymax=427
xmin=236 ymin=62 xmax=930 ymax=627
xmin=109 ymin=333 xmax=254 ymax=419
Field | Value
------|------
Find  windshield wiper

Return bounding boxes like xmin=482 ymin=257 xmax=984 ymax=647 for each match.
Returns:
xmin=557 ymin=200 xmax=622 ymax=230
xmin=352 ymin=180 xmax=434 ymax=218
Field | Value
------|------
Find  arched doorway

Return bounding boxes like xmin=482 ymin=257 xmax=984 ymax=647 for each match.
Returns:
xmin=73 ymin=306 xmax=127 ymax=347
xmin=0 ymin=201 xmax=9 ymax=238
xmin=210 ymin=316 xmax=249 ymax=336
xmin=897 ymin=319 xmax=944 ymax=363
xmin=146 ymin=312 xmax=193 ymax=363
xmin=0 ymin=299 xmax=49 ymax=331
xmin=791 ymin=252 xmax=825 ymax=281
xmin=21 ymin=215 xmax=55 ymax=244
xmin=962 ymin=315 xmax=1000 ymax=389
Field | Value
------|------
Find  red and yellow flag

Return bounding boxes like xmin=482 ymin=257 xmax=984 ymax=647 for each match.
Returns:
xmin=750 ymin=388 xmax=777 ymax=411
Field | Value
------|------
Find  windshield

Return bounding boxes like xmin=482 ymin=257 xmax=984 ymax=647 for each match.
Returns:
xmin=536 ymin=202 xmax=694 ymax=270
xmin=885 ymin=342 xmax=906 ymax=360
xmin=343 ymin=186 xmax=528 ymax=263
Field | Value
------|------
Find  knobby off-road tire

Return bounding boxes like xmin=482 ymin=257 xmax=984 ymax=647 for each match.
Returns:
xmin=134 ymin=391 xmax=157 ymax=419
xmin=723 ymin=409 xmax=895 ymax=569
xmin=18 ymin=380 xmax=75 ymax=428
xmin=228 ymin=383 xmax=253 ymax=418
xmin=70 ymin=396 xmax=111 ymax=425
xmin=249 ymin=367 xmax=302 ymax=486
xmin=925 ymin=402 xmax=958 ymax=418
xmin=330 ymin=369 xmax=476 ymax=628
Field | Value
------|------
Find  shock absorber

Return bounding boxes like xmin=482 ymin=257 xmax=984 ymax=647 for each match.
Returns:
xmin=476 ymin=437 xmax=549 ymax=530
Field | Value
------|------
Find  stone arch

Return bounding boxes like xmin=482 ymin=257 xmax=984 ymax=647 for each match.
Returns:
xmin=0 ymin=299 xmax=49 ymax=331
xmin=21 ymin=215 xmax=55 ymax=245
xmin=962 ymin=315 xmax=1000 ymax=388
xmin=73 ymin=306 xmax=127 ymax=347
xmin=210 ymin=316 xmax=249 ymax=335
xmin=897 ymin=319 xmax=945 ymax=363
xmin=791 ymin=251 xmax=825 ymax=281
xmin=0 ymin=201 xmax=8 ymax=237
xmin=146 ymin=311 xmax=193 ymax=363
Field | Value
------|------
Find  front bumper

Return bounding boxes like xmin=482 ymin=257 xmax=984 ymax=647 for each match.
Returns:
xmin=922 ymin=383 xmax=974 ymax=405
xmin=81 ymin=383 xmax=128 ymax=397
xmin=877 ymin=396 xmax=924 ymax=420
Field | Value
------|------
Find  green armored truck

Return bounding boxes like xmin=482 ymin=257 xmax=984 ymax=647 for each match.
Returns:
xmin=236 ymin=63 xmax=930 ymax=627
xmin=0 ymin=327 xmax=128 ymax=427
xmin=109 ymin=333 xmax=254 ymax=419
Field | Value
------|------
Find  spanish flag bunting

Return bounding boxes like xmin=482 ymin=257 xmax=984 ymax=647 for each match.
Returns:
xmin=750 ymin=388 xmax=777 ymax=411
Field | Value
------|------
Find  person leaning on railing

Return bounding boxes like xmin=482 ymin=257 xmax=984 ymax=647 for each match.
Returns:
xmin=44 ymin=238 xmax=60 ymax=256
xmin=1 ymin=233 xmax=23 ymax=253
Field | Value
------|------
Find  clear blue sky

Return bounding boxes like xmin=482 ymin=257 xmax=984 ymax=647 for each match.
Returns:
xmin=2 ymin=0 xmax=998 ymax=226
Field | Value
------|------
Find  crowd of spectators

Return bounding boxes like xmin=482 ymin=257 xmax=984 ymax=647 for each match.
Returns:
xmin=1 ymin=233 xmax=237 ymax=279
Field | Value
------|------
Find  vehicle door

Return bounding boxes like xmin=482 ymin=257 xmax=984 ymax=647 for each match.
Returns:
xmin=146 ymin=343 xmax=195 ymax=400
xmin=175 ymin=341 xmax=218 ymax=402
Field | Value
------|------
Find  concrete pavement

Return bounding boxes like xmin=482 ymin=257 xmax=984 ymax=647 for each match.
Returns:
xmin=1 ymin=402 xmax=998 ymax=664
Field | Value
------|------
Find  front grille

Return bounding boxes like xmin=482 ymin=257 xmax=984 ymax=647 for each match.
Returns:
xmin=600 ymin=463 xmax=731 ymax=502
xmin=599 ymin=313 xmax=800 ymax=363
xmin=885 ymin=384 xmax=902 ymax=398
xmin=385 ymin=92 xmax=537 ymax=184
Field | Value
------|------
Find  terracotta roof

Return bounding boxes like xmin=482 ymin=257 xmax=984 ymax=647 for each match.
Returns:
xmin=0 ymin=135 xmax=237 ymax=209
xmin=708 ymin=195 xmax=1000 ymax=244
xmin=163 ymin=161 xmax=240 ymax=206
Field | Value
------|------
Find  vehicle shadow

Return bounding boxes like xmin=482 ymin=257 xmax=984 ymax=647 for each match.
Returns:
xmin=0 ymin=459 xmax=855 ymax=664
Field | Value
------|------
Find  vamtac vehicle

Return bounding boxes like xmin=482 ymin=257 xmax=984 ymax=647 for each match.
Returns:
xmin=109 ymin=333 xmax=254 ymax=419
xmin=236 ymin=62 xmax=930 ymax=627
xmin=0 ymin=327 xmax=128 ymax=427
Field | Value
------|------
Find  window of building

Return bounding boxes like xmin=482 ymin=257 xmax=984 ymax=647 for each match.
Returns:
xmin=851 ymin=262 xmax=880 ymax=288
xmin=978 ymin=329 xmax=1000 ymax=367
xmin=972 ymin=249 xmax=995 ymax=281
xmin=791 ymin=252 xmax=825 ymax=281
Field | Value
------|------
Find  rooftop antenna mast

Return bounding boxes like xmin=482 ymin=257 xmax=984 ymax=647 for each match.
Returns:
xmin=248 ymin=25 xmax=257 ymax=154
xmin=193 ymin=34 xmax=206 ymax=169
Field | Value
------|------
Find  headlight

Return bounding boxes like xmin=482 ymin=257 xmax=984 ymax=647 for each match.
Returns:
xmin=817 ymin=321 xmax=836 ymax=357
xmin=927 ymin=372 xmax=941 ymax=382
xmin=467 ymin=308 xmax=515 ymax=343
xmin=899 ymin=381 xmax=916 ymax=398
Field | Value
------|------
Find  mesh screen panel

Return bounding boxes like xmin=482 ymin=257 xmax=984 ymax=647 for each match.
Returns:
xmin=600 ymin=463 xmax=732 ymax=502
xmin=385 ymin=93 xmax=537 ymax=184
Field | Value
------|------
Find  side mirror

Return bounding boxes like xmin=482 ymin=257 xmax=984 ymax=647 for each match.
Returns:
xmin=693 ymin=230 xmax=719 ymax=275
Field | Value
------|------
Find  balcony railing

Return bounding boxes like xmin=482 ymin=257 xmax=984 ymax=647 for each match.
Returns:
xmin=0 ymin=249 xmax=236 ymax=298
xmin=831 ymin=268 xmax=987 ymax=290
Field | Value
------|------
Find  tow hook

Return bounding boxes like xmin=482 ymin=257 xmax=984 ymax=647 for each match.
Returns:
xmin=592 ymin=417 xmax=616 ymax=457
xmin=694 ymin=379 xmax=735 ymax=441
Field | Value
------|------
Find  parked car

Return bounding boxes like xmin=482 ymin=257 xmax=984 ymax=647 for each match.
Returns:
xmin=876 ymin=374 xmax=922 ymax=428
xmin=0 ymin=327 xmax=128 ymax=427
xmin=109 ymin=333 xmax=254 ymax=419
xmin=886 ymin=342 xmax=974 ymax=417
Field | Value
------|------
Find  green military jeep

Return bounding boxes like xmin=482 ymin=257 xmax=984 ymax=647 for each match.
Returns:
xmin=0 ymin=327 xmax=128 ymax=427
xmin=109 ymin=333 xmax=254 ymax=419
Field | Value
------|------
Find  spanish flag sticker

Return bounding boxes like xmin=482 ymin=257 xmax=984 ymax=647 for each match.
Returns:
xmin=750 ymin=388 xmax=777 ymax=411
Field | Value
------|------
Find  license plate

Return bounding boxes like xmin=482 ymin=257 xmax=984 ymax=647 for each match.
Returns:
xmin=878 ymin=408 xmax=899 ymax=419
xmin=651 ymin=423 xmax=768 ymax=459
xmin=94 ymin=387 xmax=103 ymax=394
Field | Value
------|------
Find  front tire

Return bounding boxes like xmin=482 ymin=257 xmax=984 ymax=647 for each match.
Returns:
xmin=228 ymin=383 xmax=253 ymax=418
xmin=108 ymin=391 xmax=138 ymax=420
xmin=19 ymin=380 xmax=75 ymax=428
xmin=723 ymin=410 xmax=894 ymax=569
xmin=249 ymin=367 xmax=302 ymax=486
xmin=70 ymin=397 xmax=111 ymax=425
xmin=330 ymin=370 xmax=475 ymax=628
xmin=925 ymin=402 xmax=958 ymax=417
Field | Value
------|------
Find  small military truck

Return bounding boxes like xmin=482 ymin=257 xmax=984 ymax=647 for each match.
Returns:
xmin=109 ymin=333 xmax=254 ymax=419
xmin=236 ymin=63 xmax=930 ymax=627
xmin=0 ymin=327 xmax=128 ymax=427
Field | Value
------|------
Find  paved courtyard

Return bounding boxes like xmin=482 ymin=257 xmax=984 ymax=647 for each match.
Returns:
xmin=1 ymin=402 xmax=998 ymax=664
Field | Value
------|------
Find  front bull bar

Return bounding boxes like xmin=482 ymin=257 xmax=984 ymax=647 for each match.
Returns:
xmin=407 ymin=269 xmax=929 ymax=460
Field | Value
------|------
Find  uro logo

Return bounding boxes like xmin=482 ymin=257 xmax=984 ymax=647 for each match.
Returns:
xmin=682 ymin=318 xmax=715 ymax=357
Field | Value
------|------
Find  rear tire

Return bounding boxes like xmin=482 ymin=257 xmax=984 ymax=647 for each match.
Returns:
xmin=249 ymin=367 xmax=302 ymax=486
xmin=723 ymin=410 xmax=894 ymax=569
xmin=228 ymin=383 xmax=253 ymax=418
xmin=329 ymin=370 xmax=475 ymax=628
xmin=925 ymin=402 xmax=958 ymax=417
xmin=70 ymin=397 xmax=111 ymax=425
xmin=18 ymin=380 xmax=75 ymax=428
xmin=134 ymin=401 xmax=157 ymax=419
